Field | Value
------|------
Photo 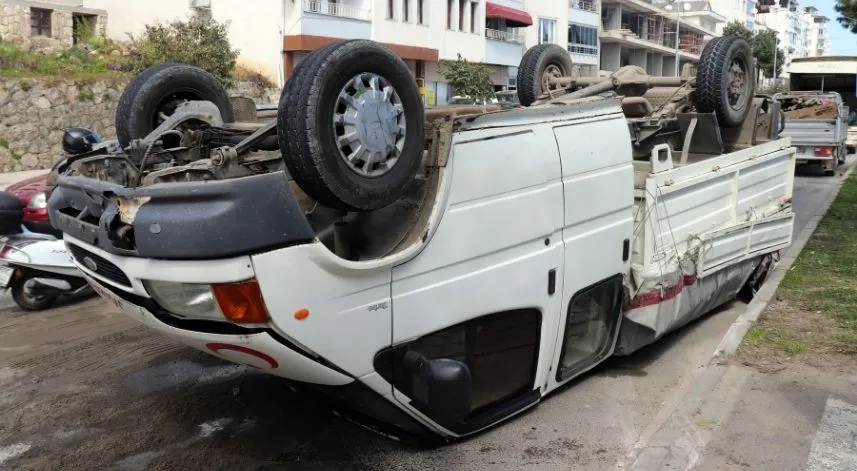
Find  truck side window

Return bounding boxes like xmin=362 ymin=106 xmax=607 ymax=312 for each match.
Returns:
xmin=376 ymin=309 xmax=541 ymax=415
xmin=557 ymin=275 xmax=623 ymax=382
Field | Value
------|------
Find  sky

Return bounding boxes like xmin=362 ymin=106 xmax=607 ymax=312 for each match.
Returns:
xmin=811 ymin=0 xmax=857 ymax=55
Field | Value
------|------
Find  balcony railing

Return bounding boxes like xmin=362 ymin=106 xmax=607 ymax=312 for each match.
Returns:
xmin=568 ymin=43 xmax=598 ymax=56
xmin=485 ymin=28 xmax=524 ymax=43
xmin=570 ymin=0 xmax=599 ymax=12
xmin=303 ymin=0 xmax=371 ymax=21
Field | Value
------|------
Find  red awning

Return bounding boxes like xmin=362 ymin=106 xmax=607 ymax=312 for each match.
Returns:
xmin=486 ymin=2 xmax=533 ymax=27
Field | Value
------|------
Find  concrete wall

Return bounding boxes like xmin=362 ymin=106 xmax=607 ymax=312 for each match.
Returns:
xmin=601 ymin=43 xmax=621 ymax=71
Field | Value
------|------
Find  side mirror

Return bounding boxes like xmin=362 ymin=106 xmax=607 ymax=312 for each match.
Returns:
xmin=402 ymin=350 xmax=471 ymax=425
xmin=62 ymin=127 xmax=102 ymax=155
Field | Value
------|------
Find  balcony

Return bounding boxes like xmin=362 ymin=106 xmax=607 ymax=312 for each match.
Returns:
xmin=299 ymin=0 xmax=371 ymax=39
xmin=303 ymin=0 xmax=371 ymax=21
xmin=570 ymin=0 xmax=600 ymax=26
xmin=570 ymin=0 xmax=599 ymax=12
xmin=485 ymin=28 xmax=524 ymax=43
xmin=485 ymin=29 xmax=524 ymax=66
xmin=568 ymin=43 xmax=598 ymax=65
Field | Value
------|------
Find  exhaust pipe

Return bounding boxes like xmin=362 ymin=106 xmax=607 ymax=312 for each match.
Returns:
xmin=24 ymin=277 xmax=73 ymax=297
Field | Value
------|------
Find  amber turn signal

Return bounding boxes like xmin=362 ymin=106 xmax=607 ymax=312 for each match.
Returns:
xmin=211 ymin=278 xmax=270 ymax=324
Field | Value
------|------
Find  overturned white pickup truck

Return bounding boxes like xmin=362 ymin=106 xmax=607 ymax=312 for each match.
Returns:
xmin=47 ymin=38 xmax=795 ymax=444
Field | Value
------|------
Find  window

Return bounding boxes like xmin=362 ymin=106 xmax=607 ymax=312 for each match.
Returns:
xmin=470 ymin=2 xmax=477 ymax=32
xmin=30 ymin=8 xmax=52 ymax=37
xmin=538 ymin=18 xmax=556 ymax=44
xmin=403 ymin=0 xmax=409 ymax=22
xmin=375 ymin=309 xmax=542 ymax=423
xmin=459 ymin=0 xmax=466 ymax=31
xmin=388 ymin=0 xmax=395 ymax=19
xmin=447 ymin=0 xmax=454 ymax=29
xmin=568 ymin=24 xmax=598 ymax=55
xmin=417 ymin=0 xmax=425 ymax=24
xmin=556 ymin=276 xmax=623 ymax=382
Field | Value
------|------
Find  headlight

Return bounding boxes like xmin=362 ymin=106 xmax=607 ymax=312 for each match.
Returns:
xmin=144 ymin=280 xmax=223 ymax=321
xmin=27 ymin=192 xmax=47 ymax=210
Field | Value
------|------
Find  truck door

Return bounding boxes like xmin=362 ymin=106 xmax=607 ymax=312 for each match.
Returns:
xmin=382 ymin=124 xmax=565 ymax=435
xmin=549 ymin=114 xmax=635 ymax=389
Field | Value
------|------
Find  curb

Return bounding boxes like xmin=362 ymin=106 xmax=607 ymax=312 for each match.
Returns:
xmin=626 ymin=157 xmax=857 ymax=470
xmin=711 ymin=160 xmax=857 ymax=362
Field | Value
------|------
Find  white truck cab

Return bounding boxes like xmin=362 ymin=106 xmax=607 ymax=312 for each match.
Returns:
xmin=48 ymin=39 xmax=795 ymax=444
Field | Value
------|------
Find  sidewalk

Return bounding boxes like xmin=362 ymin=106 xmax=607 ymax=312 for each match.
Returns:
xmin=0 ymin=169 xmax=48 ymax=191
xmin=628 ymin=160 xmax=857 ymax=470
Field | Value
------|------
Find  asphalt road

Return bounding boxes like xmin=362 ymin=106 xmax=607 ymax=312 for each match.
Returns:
xmin=0 ymin=159 xmax=853 ymax=471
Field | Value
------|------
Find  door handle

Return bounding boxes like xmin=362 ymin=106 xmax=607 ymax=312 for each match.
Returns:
xmin=548 ymin=269 xmax=556 ymax=296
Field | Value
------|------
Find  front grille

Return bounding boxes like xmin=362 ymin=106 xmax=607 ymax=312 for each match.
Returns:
xmin=68 ymin=244 xmax=132 ymax=287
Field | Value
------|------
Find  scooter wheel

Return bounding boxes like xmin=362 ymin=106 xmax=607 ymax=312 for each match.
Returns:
xmin=11 ymin=275 xmax=57 ymax=311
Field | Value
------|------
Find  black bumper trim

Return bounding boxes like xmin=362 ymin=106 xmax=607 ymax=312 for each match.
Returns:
xmin=48 ymin=172 xmax=316 ymax=260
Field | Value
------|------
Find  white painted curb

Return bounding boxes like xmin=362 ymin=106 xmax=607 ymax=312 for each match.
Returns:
xmin=711 ymin=161 xmax=857 ymax=363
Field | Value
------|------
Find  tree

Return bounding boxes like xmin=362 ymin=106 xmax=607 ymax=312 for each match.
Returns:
xmin=836 ymin=0 xmax=857 ymax=33
xmin=721 ymin=21 xmax=785 ymax=79
xmin=129 ymin=13 xmax=239 ymax=86
xmin=721 ymin=20 xmax=753 ymax=42
xmin=752 ymin=30 xmax=786 ymax=79
xmin=438 ymin=54 xmax=494 ymax=101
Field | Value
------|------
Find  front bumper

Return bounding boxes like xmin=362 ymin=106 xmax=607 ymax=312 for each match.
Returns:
xmin=48 ymin=172 xmax=315 ymax=260
xmin=68 ymin=237 xmax=352 ymax=386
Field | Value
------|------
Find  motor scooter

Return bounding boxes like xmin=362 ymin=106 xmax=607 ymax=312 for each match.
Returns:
xmin=0 ymin=127 xmax=111 ymax=310
xmin=0 ymin=224 xmax=90 ymax=311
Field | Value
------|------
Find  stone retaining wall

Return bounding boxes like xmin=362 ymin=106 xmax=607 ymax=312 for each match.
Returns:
xmin=0 ymin=76 xmax=280 ymax=172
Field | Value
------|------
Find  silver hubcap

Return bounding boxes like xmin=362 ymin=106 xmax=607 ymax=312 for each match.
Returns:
xmin=333 ymin=73 xmax=406 ymax=178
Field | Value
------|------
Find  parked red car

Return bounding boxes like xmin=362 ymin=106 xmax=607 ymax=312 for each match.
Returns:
xmin=5 ymin=173 xmax=56 ymax=235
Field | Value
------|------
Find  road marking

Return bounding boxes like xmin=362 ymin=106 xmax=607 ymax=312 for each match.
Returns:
xmin=806 ymin=397 xmax=857 ymax=471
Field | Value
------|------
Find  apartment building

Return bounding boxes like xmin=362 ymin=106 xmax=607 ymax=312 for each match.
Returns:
xmin=287 ymin=0 xmax=595 ymax=104
xmin=599 ymin=0 xmax=722 ymax=76
xmin=808 ymin=12 xmax=830 ymax=57
xmin=756 ymin=0 xmax=832 ymax=76
xmin=708 ymin=0 xmax=757 ymax=32
xmin=286 ymin=0 xmax=547 ymax=105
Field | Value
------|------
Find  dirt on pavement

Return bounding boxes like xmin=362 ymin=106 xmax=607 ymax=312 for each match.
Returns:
xmin=0 ymin=297 xmax=402 ymax=471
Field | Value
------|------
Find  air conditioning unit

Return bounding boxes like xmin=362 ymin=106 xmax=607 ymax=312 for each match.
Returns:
xmin=190 ymin=0 xmax=211 ymax=9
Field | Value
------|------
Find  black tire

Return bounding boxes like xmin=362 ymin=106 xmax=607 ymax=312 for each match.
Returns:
xmin=517 ymin=44 xmax=574 ymax=107
xmin=11 ymin=275 xmax=57 ymax=311
xmin=738 ymin=254 xmax=775 ymax=303
xmin=695 ymin=37 xmax=755 ymax=128
xmin=277 ymin=40 xmax=425 ymax=212
xmin=116 ymin=64 xmax=235 ymax=149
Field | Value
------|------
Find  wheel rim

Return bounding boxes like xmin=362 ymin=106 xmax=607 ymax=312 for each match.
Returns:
xmin=727 ymin=58 xmax=747 ymax=111
xmin=541 ymin=64 xmax=564 ymax=93
xmin=333 ymin=72 xmax=406 ymax=178
xmin=152 ymin=90 xmax=204 ymax=128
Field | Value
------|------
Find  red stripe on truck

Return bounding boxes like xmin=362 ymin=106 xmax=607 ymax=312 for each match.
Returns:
xmin=630 ymin=274 xmax=698 ymax=309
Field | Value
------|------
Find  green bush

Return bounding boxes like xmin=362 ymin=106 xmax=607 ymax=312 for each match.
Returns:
xmin=129 ymin=14 xmax=239 ymax=86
